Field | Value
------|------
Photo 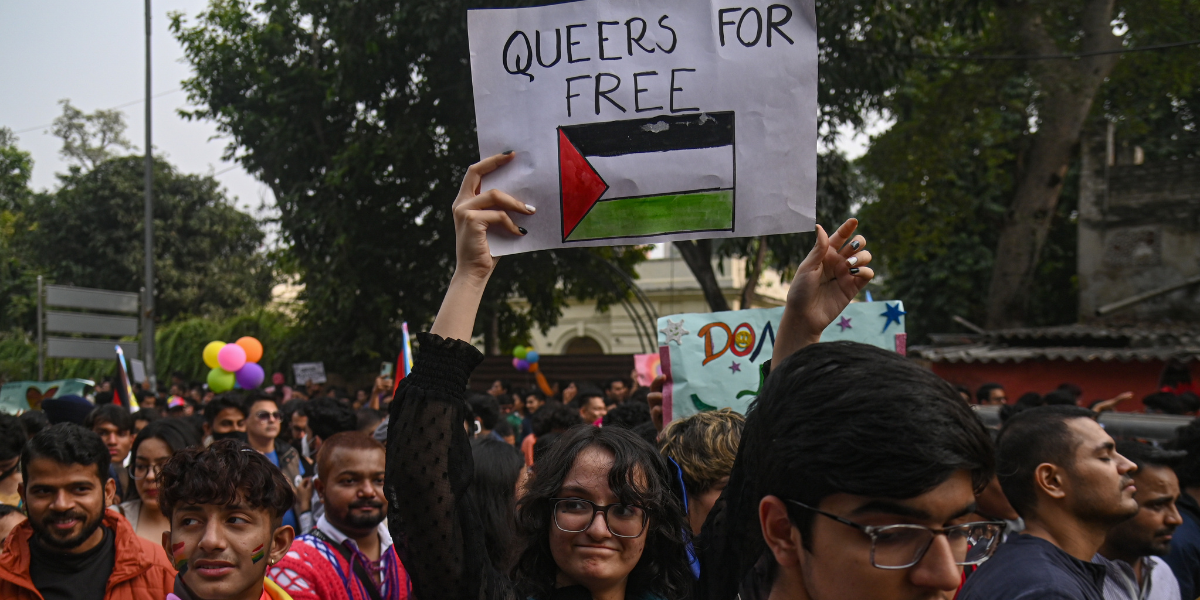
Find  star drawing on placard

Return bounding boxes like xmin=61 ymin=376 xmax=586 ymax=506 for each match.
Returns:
xmin=881 ymin=303 xmax=907 ymax=333
xmin=837 ymin=316 xmax=852 ymax=332
xmin=729 ymin=361 xmax=742 ymax=373
xmin=660 ymin=319 xmax=689 ymax=345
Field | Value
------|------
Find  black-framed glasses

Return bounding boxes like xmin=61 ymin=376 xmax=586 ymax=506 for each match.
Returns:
xmin=131 ymin=462 xmax=168 ymax=480
xmin=785 ymin=499 xmax=1005 ymax=569
xmin=551 ymin=498 xmax=648 ymax=538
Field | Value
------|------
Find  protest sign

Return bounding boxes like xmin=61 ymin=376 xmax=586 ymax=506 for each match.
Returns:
xmin=291 ymin=362 xmax=327 ymax=385
xmin=468 ymin=0 xmax=818 ymax=255
xmin=633 ymin=352 xmax=662 ymax=387
xmin=658 ymin=301 xmax=906 ymax=423
xmin=0 ymin=379 xmax=95 ymax=414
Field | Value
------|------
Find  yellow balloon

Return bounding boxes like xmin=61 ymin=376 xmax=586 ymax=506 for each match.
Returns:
xmin=203 ymin=341 xmax=226 ymax=369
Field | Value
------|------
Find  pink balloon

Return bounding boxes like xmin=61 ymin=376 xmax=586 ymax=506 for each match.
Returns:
xmin=236 ymin=362 xmax=265 ymax=389
xmin=217 ymin=343 xmax=247 ymax=372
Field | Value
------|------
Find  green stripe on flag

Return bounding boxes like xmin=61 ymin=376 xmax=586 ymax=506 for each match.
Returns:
xmin=566 ymin=190 xmax=734 ymax=241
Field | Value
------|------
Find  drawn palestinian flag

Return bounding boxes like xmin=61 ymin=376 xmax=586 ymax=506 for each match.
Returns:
xmin=559 ymin=112 xmax=735 ymax=242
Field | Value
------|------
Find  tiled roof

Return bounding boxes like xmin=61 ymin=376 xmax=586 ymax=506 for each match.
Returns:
xmin=914 ymin=343 xmax=1200 ymax=364
xmin=915 ymin=324 xmax=1200 ymax=363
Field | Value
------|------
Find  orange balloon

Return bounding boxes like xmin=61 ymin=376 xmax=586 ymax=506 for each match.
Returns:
xmin=236 ymin=336 xmax=264 ymax=363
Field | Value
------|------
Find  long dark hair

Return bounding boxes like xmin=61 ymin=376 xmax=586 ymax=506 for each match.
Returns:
xmin=127 ymin=419 xmax=201 ymax=502
xmin=471 ymin=437 xmax=525 ymax=572
xmin=513 ymin=425 xmax=693 ymax=600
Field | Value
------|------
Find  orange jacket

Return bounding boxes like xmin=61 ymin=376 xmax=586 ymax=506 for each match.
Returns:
xmin=0 ymin=509 xmax=177 ymax=600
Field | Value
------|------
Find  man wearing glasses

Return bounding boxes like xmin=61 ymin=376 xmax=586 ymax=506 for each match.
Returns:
xmin=697 ymin=341 xmax=1002 ymax=600
xmin=244 ymin=394 xmax=305 ymax=534
xmin=959 ymin=405 xmax=1140 ymax=600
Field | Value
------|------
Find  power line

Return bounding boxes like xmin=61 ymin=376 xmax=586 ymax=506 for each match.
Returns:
xmin=902 ymin=39 xmax=1200 ymax=61
xmin=10 ymin=88 xmax=182 ymax=135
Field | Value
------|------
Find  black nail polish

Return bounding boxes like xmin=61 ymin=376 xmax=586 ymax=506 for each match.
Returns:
xmin=851 ymin=240 xmax=861 ymax=250
xmin=518 ymin=227 xmax=528 ymax=235
xmin=849 ymin=267 xmax=860 ymax=275
xmin=502 ymin=150 xmax=513 ymax=155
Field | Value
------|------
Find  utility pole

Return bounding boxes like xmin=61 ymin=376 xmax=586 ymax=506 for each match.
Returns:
xmin=143 ymin=0 xmax=156 ymax=392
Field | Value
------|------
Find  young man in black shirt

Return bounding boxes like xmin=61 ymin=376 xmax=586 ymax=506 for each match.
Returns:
xmin=0 ymin=423 xmax=175 ymax=600
xmin=959 ymin=406 xmax=1140 ymax=600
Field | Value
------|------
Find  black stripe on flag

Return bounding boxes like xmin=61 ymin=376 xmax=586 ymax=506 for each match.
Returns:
xmin=560 ymin=112 xmax=734 ymax=157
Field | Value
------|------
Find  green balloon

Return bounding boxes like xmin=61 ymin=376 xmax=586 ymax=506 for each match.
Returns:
xmin=513 ymin=345 xmax=527 ymax=359
xmin=207 ymin=367 xmax=236 ymax=393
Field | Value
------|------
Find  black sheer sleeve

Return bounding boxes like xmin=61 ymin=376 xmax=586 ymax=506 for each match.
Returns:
xmin=385 ymin=332 xmax=515 ymax=600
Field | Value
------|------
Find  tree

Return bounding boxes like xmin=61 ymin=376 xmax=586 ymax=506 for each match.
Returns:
xmin=171 ymin=0 xmax=643 ymax=372
xmin=23 ymin=155 xmax=273 ymax=325
xmin=0 ymin=128 xmax=38 ymax=334
xmin=51 ymin=100 xmax=135 ymax=172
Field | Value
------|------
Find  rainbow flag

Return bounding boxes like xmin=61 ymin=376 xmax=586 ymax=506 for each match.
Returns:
xmin=114 ymin=346 xmax=140 ymax=411
xmin=391 ymin=322 xmax=414 ymax=397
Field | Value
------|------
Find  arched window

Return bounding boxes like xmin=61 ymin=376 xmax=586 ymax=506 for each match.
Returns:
xmin=563 ymin=336 xmax=604 ymax=355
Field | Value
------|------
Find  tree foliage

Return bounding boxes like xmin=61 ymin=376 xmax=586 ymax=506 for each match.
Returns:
xmin=0 ymin=128 xmax=38 ymax=335
xmin=171 ymin=0 xmax=644 ymax=371
xmin=22 ymin=155 xmax=273 ymax=324
xmin=51 ymin=100 xmax=135 ymax=172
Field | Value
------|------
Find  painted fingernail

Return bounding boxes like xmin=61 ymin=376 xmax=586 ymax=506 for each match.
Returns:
xmin=851 ymin=240 xmax=861 ymax=250
xmin=502 ymin=150 xmax=513 ymax=155
xmin=847 ymin=256 xmax=859 ymax=266
xmin=525 ymin=204 xmax=536 ymax=213
xmin=849 ymin=267 xmax=860 ymax=275
xmin=518 ymin=227 xmax=528 ymax=235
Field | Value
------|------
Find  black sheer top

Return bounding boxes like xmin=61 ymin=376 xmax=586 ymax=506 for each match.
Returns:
xmin=384 ymin=332 xmax=516 ymax=600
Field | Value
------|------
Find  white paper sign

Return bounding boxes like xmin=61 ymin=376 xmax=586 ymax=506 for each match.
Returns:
xmin=129 ymin=359 xmax=147 ymax=384
xmin=292 ymin=362 xmax=327 ymax=385
xmin=468 ymin=0 xmax=817 ymax=255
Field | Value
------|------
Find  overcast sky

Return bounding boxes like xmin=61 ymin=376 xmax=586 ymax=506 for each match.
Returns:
xmin=0 ymin=0 xmax=272 ymax=216
xmin=2 ymin=1 xmax=882 ymax=233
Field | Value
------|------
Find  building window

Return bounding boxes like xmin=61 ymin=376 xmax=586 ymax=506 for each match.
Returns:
xmin=563 ymin=336 xmax=604 ymax=355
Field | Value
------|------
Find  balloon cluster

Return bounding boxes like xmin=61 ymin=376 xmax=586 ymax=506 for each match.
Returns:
xmin=202 ymin=337 xmax=265 ymax=393
xmin=511 ymin=345 xmax=540 ymax=373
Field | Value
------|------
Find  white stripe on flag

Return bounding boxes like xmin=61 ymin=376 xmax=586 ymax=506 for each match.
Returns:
xmin=590 ymin=145 xmax=734 ymax=201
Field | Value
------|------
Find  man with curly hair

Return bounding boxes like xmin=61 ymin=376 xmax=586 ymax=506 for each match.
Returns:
xmin=158 ymin=439 xmax=296 ymax=600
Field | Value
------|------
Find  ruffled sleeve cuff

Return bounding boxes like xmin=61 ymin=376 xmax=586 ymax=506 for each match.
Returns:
xmin=404 ymin=332 xmax=485 ymax=397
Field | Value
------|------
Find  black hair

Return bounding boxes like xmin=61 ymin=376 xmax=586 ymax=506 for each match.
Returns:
xmin=205 ymin=393 xmax=247 ymax=425
xmin=84 ymin=404 xmax=134 ymax=433
xmin=1116 ymin=440 xmax=1185 ymax=471
xmin=356 ymin=407 xmax=384 ymax=432
xmin=514 ymin=425 xmax=692 ymax=600
xmin=530 ymin=402 xmax=581 ymax=437
xmin=127 ymin=419 xmax=202 ymax=501
xmin=1160 ymin=359 xmax=1194 ymax=390
xmin=494 ymin=416 xmax=514 ymax=439
xmin=21 ymin=423 xmax=110 ymax=485
xmin=575 ymin=387 xmax=605 ymax=404
xmin=0 ymin=414 xmax=25 ymax=461
xmin=158 ymin=439 xmax=294 ymax=521
xmin=976 ymin=382 xmax=1004 ymax=403
xmin=1000 ymin=392 xmax=1044 ymax=422
xmin=632 ymin=421 xmax=659 ymax=448
xmin=493 ymin=379 xmax=512 ymax=394
xmin=701 ymin=341 xmax=994 ymax=600
xmin=605 ymin=378 xmax=630 ymax=391
xmin=241 ymin=392 xmax=278 ymax=419
xmin=304 ymin=398 xmax=357 ymax=441
xmin=995 ymin=405 xmax=1097 ymax=517
xmin=471 ymin=437 xmax=525 ymax=572
xmin=469 ymin=395 xmax=501 ymax=431
xmin=130 ymin=409 xmax=161 ymax=432
xmin=93 ymin=390 xmax=115 ymax=406
xmin=1042 ymin=390 xmax=1078 ymax=406
xmin=0 ymin=503 xmax=20 ymax=518
xmin=1057 ymin=383 xmax=1083 ymax=399
xmin=1144 ymin=392 xmax=1186 ymax=415
xmin=1168 ymin=418 xmax=1200 ymax=487
xmin=602 ymin=400 xmax=652 ymax=429
xmin=19 ymin=411 xmax=49 ymax=438
xmin=532 ymin=432 xmax=560 ymax=463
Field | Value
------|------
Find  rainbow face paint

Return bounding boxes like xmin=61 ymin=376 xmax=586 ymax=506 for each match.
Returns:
xmin=250 ymin=544 xmax=266 ymax=564
xmin=172 ymin=542 xmax=188 ymax=572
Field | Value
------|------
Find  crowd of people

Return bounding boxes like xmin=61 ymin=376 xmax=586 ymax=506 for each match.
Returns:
xmin=0 ymin=151 xmax=1198 ymax=600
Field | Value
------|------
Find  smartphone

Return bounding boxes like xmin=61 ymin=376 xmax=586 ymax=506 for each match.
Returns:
xmin=380 ymin=362 xmax=394 ymax=377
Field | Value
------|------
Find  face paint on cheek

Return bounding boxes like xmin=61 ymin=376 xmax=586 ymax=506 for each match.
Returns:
xmin=251 ymin=544 xmax=266 ymax=564
xmin=172 ymin=542 xmax=188 ymax=573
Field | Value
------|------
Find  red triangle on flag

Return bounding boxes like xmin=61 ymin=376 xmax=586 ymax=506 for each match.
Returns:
xmin=559 ymin=129 xmax=608 ymax=239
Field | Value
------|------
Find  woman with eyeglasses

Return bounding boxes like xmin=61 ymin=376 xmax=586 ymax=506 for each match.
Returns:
xmin=385 ymin=152 xmax=695 ymax=600
xmin=117 ymin=419 xmax=200 ymax=544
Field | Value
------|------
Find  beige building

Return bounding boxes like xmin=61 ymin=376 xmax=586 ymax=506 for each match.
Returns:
xmin=514 ymin=244 xmax=790 ymax=356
